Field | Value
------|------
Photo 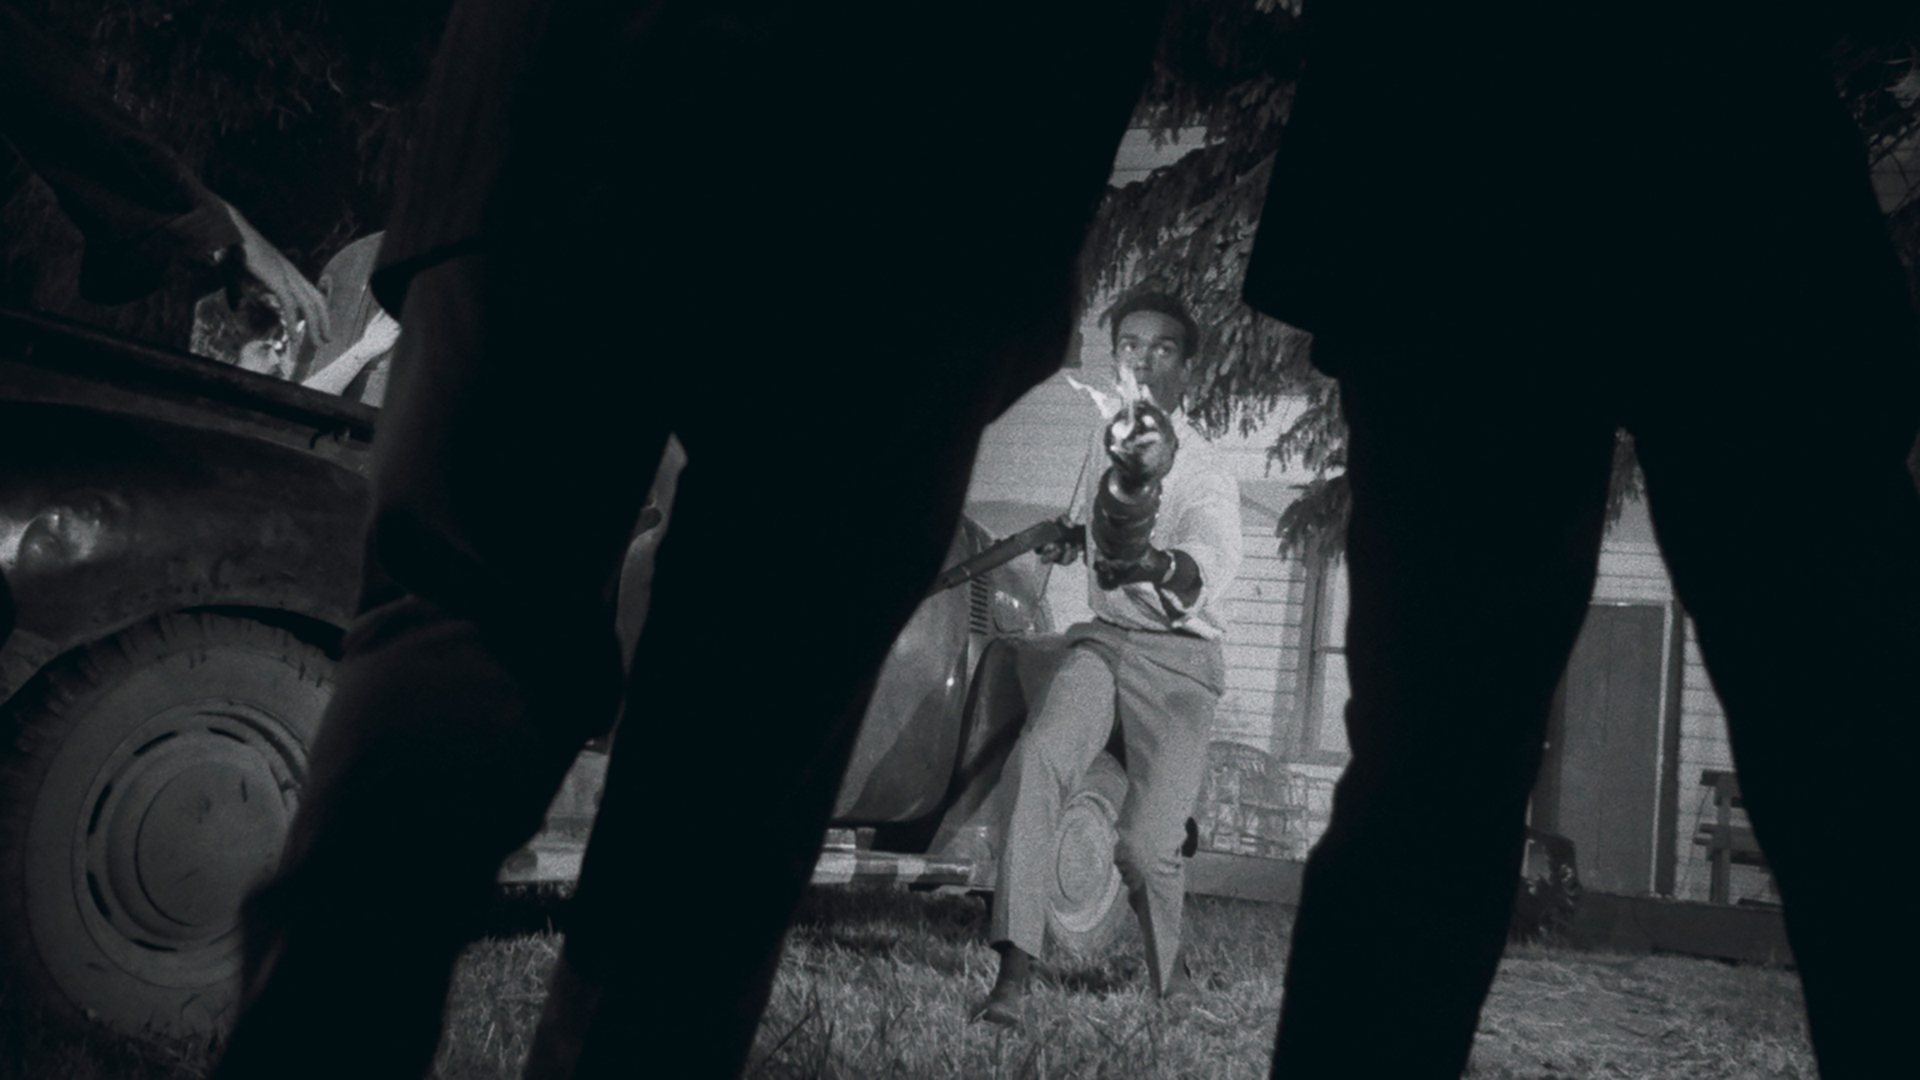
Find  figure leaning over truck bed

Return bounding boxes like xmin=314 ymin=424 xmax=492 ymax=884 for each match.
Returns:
xmin=190 ymin=230 xmax=400 ymax=406
xmin=974 ymin=291 xmax=1243 ymax=1025
xmin=0 ymin=1 xmax=330 ymax=342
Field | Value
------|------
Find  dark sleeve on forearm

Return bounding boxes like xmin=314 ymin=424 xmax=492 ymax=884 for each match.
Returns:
xmin=369 ymin=0 xmax=550 ymax=316
xmin=1156 ymin=548 xmax=1203 ymax=617
xmin=0 ymin=3 xmax=240 ymax=303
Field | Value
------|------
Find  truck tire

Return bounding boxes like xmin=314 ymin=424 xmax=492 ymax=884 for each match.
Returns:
xmin=0 ymin=613 xmax=332 ymax=1038
xmin=1044 ymin=751 xmax=1131 ymax=958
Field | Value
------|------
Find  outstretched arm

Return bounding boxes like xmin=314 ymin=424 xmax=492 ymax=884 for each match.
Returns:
xmin=301 ymin=308 xmax=399 ymax=394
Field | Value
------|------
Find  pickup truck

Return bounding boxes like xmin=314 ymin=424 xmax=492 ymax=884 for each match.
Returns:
xmin=0 ymin=308 xmax=1129 ymax=1040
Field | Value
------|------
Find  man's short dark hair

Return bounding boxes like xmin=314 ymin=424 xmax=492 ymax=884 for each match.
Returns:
xmin=1106 ymin=291 xmax=1201 ymax=363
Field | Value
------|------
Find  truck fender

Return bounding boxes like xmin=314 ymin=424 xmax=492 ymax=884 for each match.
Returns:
xmin=0 ymin=404 xmax=368 ymax=706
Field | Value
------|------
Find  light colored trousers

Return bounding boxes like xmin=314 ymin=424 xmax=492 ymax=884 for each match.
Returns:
xmin=990 ymin=619 xmax=1224 ymax=993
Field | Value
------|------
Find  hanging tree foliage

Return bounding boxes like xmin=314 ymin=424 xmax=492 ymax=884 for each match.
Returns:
xmin=4 ymin=0 xmax=1916 ymax=517
xmin=1079 ymin=0 xmax=1308 ymax=444
xmin=0 ymin=0 xmax=449 ymax=344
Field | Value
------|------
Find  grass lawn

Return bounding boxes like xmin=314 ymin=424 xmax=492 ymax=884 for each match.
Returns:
xmin=733 ymin=888 xmax=1814 ymax=1080
xmin=2 ymin=885 xmax=1815 ymax=1080
xmin=436 ymin=886 xmax=1814 ymax=1080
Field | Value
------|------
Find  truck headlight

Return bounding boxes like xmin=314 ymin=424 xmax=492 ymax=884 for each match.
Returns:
xmin=991 ymin=590 xmax=1037 ymax=634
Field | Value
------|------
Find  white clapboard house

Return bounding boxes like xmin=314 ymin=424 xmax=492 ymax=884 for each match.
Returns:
xmin=964 ymin=341 xmax=1768 ymax=910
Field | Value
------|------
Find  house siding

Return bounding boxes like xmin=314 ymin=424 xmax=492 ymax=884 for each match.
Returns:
xmin=1672 ymin=626 xmax=1777 ymax=904
xmin=1213 ymin=515 xmax=1307 ymax=758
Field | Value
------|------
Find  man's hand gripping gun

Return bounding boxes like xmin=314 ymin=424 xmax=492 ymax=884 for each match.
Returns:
xmin=1090 ymin=399 xmax=1179 ymax=591
xmin=927 ymin=400 xmax=1181 ymax=595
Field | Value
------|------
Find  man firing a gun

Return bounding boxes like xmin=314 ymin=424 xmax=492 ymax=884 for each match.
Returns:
xmin=972 ymin=291 xmax=1242 ymax=1025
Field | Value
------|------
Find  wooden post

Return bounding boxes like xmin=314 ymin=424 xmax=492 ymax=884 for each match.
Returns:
xmin=1704 ymin=770 xmax=1737 ymax=905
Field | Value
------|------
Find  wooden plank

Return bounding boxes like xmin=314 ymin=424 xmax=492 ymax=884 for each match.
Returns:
xmin=1234 ymin=573 xmax=1294 ymax=594
xmin=1239 ymin=550 xmax=1294 ymax=568
xmin=1227 ymin=635 xmax=1292 ymax=660
xmin=1217 ymin=707 xmax=1278 ymax=733
xmin=1215 ymin=700 xmax=1279 ymax=722
xmin=1211 ymin=711 xmax=1280 ymax=746
xmin=1595 ymin=549 xmax=1669 ymax=579
xmin=810 ymin=851 xmax=980 ymax=888
xmin=1225 ymin=670 xmax=1285 ymax=696
xmin=1679 ymin=712 xmax=1726 ymax=741
xmin=1682 ymin=687 xmax=1727 ymax=719
xmin=1225 ymin=652 xmax=1285 ymax=677
xmin=1220 ymin=600 xmax=1299 ymax=626
xmin=1221 ymin=703 xmax=1282 ymax=726
xmin=1229 ymin=619 xmax=1293 ymax=648
xmin=1565 ymin=892 xmax=1793 ymax=966
xmin=1232 ymin=559 xmax=1298 ymax=583
xmin=1592 ymin=576 xmax=1673 ymax=602
xmin=1224 ymin=643 xmax=1285 ymax=672
xmin=1679 ymin=728 xmax=1730 ymax=753
xmin=1220 ymin=680 xmax=1279 ymax=702
xmin=1692 ymin=825 xmax=1763 ymax=856
xmin=1594 ymin=569 xmax=1671 ymax=592
xmin=1237 ymin=565 xmax=1298 ymax=588
xmin=1185 ymin=852 xmax=1304 ymax=903
xmin=1679 ymin=742 xmax=1732 ymax=772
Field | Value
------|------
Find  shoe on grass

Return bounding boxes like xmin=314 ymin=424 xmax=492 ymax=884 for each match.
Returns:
xmin=972 ymin=943 xmax=1034 ymax=1026
xmin=1161 ymin=949 xmax=1199 ymax=1011
xmin=969 ymin=981 xmax=1027 ymax=1026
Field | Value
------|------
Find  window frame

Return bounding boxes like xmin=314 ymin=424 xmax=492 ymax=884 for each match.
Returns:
xmin=1291 ymin=539 xmax=1353 ymax=767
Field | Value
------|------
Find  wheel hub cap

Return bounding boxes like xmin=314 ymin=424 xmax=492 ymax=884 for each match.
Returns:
xmin=85 ymin=705 xmax=304 ymax=959
xmin=133 ymin=757 xmax=289 ymax=932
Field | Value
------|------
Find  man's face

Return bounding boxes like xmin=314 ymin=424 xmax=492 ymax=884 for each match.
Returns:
xmin=1114 ymin=310 xmax=1190 ymax=410
xmin=237 ymin=335 xmax=294 ymax=380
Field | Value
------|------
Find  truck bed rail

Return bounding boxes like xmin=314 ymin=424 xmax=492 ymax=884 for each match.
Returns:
xmin=0 ymin=307 xmax=378 ymax=443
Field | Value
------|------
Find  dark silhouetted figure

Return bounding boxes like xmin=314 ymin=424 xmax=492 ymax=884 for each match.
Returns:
xmin=0 ymin=2 xmax=329 ymax=336
xmin=1244 ymin=5 xmax=1919 ymax=1078
xmin=209 ymin=2 xmax=1174 ymax=1079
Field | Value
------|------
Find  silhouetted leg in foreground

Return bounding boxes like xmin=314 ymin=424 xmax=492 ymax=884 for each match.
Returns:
xmin=521 ymin=382 xmax=997 ymax=1080
xmin=212 ymin=2 xmax=1174 ymax=1078
xmin=211 ymin=248 xmax=660 ymax=1080
xmin=1268 ymin=364 xmax=1620 ymax=1078
xmin=1627 ymin=395 xmax=1920 ymax=1080
xmin=1267 ymin=69 xmax=1920 ymax=1080
xmin=1273 ymin=361 xmax=1920 ymax=1079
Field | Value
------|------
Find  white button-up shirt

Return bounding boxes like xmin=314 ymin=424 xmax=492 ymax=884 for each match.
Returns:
xmin=1070 ymin=413 xmax=1243 ymax=641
